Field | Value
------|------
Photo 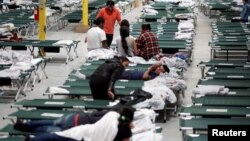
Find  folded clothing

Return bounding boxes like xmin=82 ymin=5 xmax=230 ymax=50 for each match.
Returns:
xmin=193 ymin=85 xmax=229 ymax=95
xmin=49 ymin=87 xmax=70 ymax=94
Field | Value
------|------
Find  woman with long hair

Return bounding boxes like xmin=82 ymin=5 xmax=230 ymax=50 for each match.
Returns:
xmin=116 ymin=26 xmax=138 ymax=56
xmin=116 ymin=20 xmax=138 ymax=56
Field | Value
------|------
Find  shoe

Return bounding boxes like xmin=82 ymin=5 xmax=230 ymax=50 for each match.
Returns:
xmin=24 ymin=135 xmax=31 ymax=141
xmin=14 ymin=122 xmax=32 ymax=132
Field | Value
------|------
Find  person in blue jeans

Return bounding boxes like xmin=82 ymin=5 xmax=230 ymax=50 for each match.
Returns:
xmin=14 ymin=111 xmax=108 ymax=133
xmin=241 ymin=0 xmax=249 ymax=22
xmin=23 ymin=106 xmax=135 ymax=141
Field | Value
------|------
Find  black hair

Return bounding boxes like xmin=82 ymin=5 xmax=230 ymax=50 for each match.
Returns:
xmin=120 ymin=19 xmax=130 ymax=28
xmin=93 ymin=17 xmax=104 ymax=25
xmin=117 ymin=106 xmax=135 ymax=123
xmin=141 ymin=23 xmax=151 ymax=31
xmin=106 ymin=0 xmax=115 ymax=6
xmin=115 ymin=56 xmax=129 ymax=63
xmin=162 ymin=65 xmax=170 ymax=73
xmin=120 ymin=26 xmax=130 ymax=55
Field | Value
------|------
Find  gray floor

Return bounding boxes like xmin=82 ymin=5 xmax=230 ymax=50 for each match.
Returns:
xmin=0 ymin=4 xmax=212 ymax=141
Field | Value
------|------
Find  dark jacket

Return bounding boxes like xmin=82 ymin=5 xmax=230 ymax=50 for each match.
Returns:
xmin=91 ymin=58 xmax=125 ymax=88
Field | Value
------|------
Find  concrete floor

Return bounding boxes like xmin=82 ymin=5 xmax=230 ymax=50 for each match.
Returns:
xmin=0 ymin=4 xmax=213 ymax=141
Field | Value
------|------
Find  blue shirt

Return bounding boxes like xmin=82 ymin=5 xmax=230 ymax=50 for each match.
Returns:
xmin=121 ymin=70 xmax=158 ymax=80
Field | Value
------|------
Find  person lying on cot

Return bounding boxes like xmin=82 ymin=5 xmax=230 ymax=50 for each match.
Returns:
xmin=14 ymin=111 xmax=108 ymax=133
xmin=23 ymin=106 xmax=135 ymax=141
xmin=0 ymin=28 xmax=22 ymax=42
xmin=89 ymin=56 xmax=129 ymax=100
xmin=121 ymin=63 xmax=169 ymax=80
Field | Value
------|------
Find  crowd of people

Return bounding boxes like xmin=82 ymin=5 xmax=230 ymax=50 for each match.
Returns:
xmin=86 ymin=0 xmax=160 ymax=61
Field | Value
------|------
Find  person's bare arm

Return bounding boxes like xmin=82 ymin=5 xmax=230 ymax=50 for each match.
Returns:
xmin=122 ymin=138 xmax=130 ymax=141
xmin=84 ymin=37 xmax=87 ymax=43
xmin=102 ymin=40 xmax=108 ymax=48
xmin=142 ymin=63 xmax=161 ymax=80
xmin=131 ymin=37 xmax=138 ymax=55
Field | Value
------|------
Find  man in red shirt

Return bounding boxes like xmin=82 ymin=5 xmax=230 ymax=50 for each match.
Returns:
xmin=97 ymin=0 xmax=121 ymax=47
xmin=136 ymin=23 xmax=160 ymax=60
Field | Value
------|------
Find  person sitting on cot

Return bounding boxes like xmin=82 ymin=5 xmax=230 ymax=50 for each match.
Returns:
xmin=21 ymin=106 xmax=135 ymax=141
xmin=121 ymin=63 xmax=169 ymax=80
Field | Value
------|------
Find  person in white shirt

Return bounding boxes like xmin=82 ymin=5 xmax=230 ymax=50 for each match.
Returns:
xmin=85 ymin=17 xmax=108 ymax=50
xmin=24 ymin=106 xmax=135 ymax=141
xmin=116 ymin=26 xmax=138 ymax=57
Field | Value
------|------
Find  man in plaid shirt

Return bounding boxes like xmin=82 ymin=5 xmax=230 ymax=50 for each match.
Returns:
xmin=136 ymin=23 xmax=160 ymax=60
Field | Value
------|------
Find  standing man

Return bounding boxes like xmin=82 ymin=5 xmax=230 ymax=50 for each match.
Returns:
xmin=85 ymin=17 xmax=108 ymax=50
xmin=241 ymin=0 xmax=249 ymax=22
xmin=136 ymin=23 xmax=160 ymax=60
xmin=97 ymin=0 xmax=121 ymax=47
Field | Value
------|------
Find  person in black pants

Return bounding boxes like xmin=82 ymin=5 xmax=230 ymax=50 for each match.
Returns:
xmin=89 ymin=56 xmax=129 ymax=100
xmin=24 ymin=106 xmax=135 ymax=141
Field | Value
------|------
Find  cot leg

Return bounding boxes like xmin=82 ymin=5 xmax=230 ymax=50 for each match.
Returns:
xmin=40 ymin=61 xmax=48 ymax=79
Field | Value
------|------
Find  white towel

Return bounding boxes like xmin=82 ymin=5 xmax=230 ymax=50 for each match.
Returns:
xmin=73 ymin=71 xmax=86 ymax=80
xmin=49 ymin=87 xmax=69 ymax=94
xmin=53 ymin=40 xmax=74 ymax=46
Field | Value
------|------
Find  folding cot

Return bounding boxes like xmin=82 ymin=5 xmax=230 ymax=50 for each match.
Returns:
xmin=12 ymin=99 xmax=114 ymax=110
xmin=0 ymin=40 xmax=80 ymax=64
xmin=0 ymin=71 xmax=32 ymax=101
xmin=198 ymin=79 xmax=250 ymax=88
xmin=80 ymin=63 xmax=152 ymax=70
xmin=180 ymin=117 xmax=250 ymax=137
xmin=198 ymin=60 xmax=249 ymax=78
xmin=206 ymin=73 xmax=250 ymax=79
xmin=192 ymin=96 xmax=250 ymax=107
xmin=179 ymin=105 xmax=250 ymax=117
xmin=158 ymin=41 xmax=192 ymax=64
xmin=203 ymin=3 xmax=230 ymax=17
xmin=207 ymin=67 xmax=250 ymax=74
xmin=0 ymin=136 xmax=24 ymax=141
xmin=0 ymin=124 xmax=43 ymax=135
xmin=194 ymin=88 xmax=250 ymax=97
xmin=43 ymin=85 xmax=137 ymax=99
xmin=139 ymin=14 xmax=165 ymax=22
xmin=0 ymin=58 xmax=48 ymax=101
xmin=4 ymin=109 xmax=78 ymax=121
xmin=186 ymin=134 xmax=207 ymax=141
xmin=212 ymin=36 xmax=249 ymax=42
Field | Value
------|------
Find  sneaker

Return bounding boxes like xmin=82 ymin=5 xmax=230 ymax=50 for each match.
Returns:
xmin=14 ymin=122 xmax=32 ymax=132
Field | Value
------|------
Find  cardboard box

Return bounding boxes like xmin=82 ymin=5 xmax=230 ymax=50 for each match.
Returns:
xmin=135 ymin=0 xmax=141 ymax=7
xmin=74 ymin=24 xmax=89 ymax=33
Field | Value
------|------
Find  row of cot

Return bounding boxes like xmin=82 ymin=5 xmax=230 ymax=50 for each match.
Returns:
xmin=140 ymin=2 xmax=195 ymax=23
xmin=127 ymin=21 xmax=194 ymax=64
xmin=209 ymin=22 xmax=250 ymax=61
xmin=198 ymin=0 xmax=248 ymax=20
xmin=178 ymin=51 xmax=250 ymax=140
xmin=0 ymin=39 xmax=80 ymax=101
xmin=134 ymin=1 xmax=196 ymax=64
xmin=0 ymin=39 xmax=80 ymax=64
xmin=60 ymin=0 xmax=137 ymax=27
xmin=0 ymin=0 xmax=113 ymax=37
xmin=0 ymin=51 xmax=48 ymax=101
xmin=0 ymin=59 xmax=170 ymax=141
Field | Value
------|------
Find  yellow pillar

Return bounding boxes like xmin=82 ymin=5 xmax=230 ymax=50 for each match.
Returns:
xmin=75 ymin=0 xmax=89 ymax=33
xmin=82 ymin=0 xmax=88 ymax=26
xmin=38 ymin=0 xmax=46 ymax=56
